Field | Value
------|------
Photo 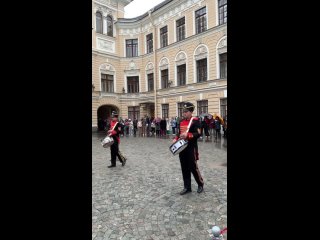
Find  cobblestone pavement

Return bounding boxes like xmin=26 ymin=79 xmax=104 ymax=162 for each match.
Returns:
xmin=93 ymin=133 xmax=227 ymax=240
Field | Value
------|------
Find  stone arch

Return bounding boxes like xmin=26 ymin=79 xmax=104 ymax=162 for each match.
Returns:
xmin=96 ymin=103 xmax=120 ymax=131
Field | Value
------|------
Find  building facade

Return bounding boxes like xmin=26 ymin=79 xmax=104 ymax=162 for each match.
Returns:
xmin=92 ymin=0 xmax=227 ymax=129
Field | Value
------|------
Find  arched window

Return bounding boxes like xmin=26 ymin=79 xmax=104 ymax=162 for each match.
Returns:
xmin=107 ymin=15 xmax=113 ymax=36
xmin=96 ymin=12 xmax=103 ymax=34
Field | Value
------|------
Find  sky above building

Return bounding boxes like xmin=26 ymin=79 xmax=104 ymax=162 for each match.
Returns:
xmin=124 ymin=0 xmax=166 ymax=18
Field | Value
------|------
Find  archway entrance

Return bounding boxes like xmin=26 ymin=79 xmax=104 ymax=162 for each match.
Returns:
xmin=97 ymin=105 xmax=119 ymax=131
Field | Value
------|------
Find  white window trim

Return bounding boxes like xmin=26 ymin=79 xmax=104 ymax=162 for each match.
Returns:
xmin=193 ymin=5 xmax=208 ymax=35
xmin=124 ymin=37 xmax=140 ymax=58
xmin=216 ymin=36 xmax=227 ymax=79
xmin=95 ymin=11 xmax=103 ymax=34
xmin=215 ymin=0 xmax=219 ymax=26
xmin=174 ymin=51 xmax=188 ymax=86
xmin=145 ymin=32 xmax=153 ymax=54
xmin=145 ymin=63 xmax=154 ymax=92
xmin=193 ymin=44 xmax=210 ymax=83
xmin=145 ymin=72 xmax=154 ymax=92
xmin=124 ymin=74 xmax=141 ymax=94
xmin=158 ymin=25 xmax=169 ymax=49
xmin=174 ymin=16 xmax=186 ymax=43
xmin=158 ymin=57 xmax=170 ymax=89
xmin=99 ymin=63 xmax=117 ymax=93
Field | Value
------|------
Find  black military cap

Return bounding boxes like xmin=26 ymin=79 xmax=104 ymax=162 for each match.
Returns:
xmin=182 ymin=102 xmax=195 ymax=112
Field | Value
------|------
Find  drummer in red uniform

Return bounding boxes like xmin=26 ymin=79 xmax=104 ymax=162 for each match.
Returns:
xmin=172 ymin=102 xmax=204 ymax=194
xmin=107 ymin=111 xmax=127 ymax=168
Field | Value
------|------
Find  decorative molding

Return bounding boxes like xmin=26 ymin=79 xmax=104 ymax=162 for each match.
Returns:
xmin=194 ymin=44 xmax=208 ymax=60
xmin=217 ymin=37 xmax=227 ymax=48
xmin=100 ymin=63 xmax=115 ymax=76
xmin=129 ymin=60 xmax=136 ymax=69
xmin=159 ymin=57 xmax=169 ymax=70
xmin=96 ymin=37 xmax=115 ymax=53
xmin=124 ymin=69 xmax=139 ymax=76
xmin=100 ymin=63 xmax=115 ymax=71
xmin=217 ymin=36 xmax=227 ymax=54
xmin=175 ymin=51 xmax=187 ymax=66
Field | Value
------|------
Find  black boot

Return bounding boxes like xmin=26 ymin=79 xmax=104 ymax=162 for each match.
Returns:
xmin=108 ymin=160 xmax=116 ymax=168
xmin=180 ymin=188 xmax=192 ymax=195
xmin=197 ymin=185 xmax=204 ymax=193
xmin=122 ymin=157 xmax=126 ymax=166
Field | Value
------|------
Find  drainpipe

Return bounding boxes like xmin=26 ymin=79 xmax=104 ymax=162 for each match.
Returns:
xmin=148 ymin=9 xmax=157 ymax=118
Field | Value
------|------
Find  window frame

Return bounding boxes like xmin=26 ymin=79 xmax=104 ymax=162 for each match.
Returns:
xmin=101 ymin=73 xmax=114 ymax=93
xmin=106 ymin=15 xmax=113 ymax=37
xmin=160 ymin=26 xmax=168 ymax=48
xmin=197 ymin=100 xmax=208 ymax=116
xmin=162 ymin=104 xmax=169 ymax=119
xmin=177 ymin=64 xmax=186 ymax=86
xmin=96 ymin=12 xmax=103 ymax=34
xmin=146 ymin=33 xmax=153 ymax=54
xmin=126 ymin=39 xmax=138 ymax=57
xmin=195 ymin=7 xmax=207 ymax=34
xmin=127 ymin=76 xmax=139 ymax=93
xmin=196 ymin=58 xmax=207 ymax=82
xmin=218 ymin=0 xmax=227 ymax=25
xmin=176 ymin=17 xmax=185 ymax=42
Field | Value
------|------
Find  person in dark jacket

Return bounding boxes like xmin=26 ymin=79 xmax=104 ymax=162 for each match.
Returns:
xmin=107 ymin=111 xmax=127 ymax=168
xmin=172 ymin=102 xmax=204 ymax=195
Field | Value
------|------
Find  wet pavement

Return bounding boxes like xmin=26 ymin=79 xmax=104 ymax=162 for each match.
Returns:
xmin=92 ymin=133 xmax=227 ymax=240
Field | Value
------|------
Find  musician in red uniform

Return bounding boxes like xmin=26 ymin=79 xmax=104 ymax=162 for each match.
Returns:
xmin=172 ymin=102 xmax=204 ymax=195
xmin=107 ymin=111 xmax=127 ymax=168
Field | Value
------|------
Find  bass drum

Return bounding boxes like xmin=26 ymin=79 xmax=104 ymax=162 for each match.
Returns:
xmin=169 ymin=139 xmax=188 ymax=155
xmin=101 ymin=136 xmax=114 ymax=148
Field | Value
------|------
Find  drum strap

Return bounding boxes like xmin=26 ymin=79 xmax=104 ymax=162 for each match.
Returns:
xmin=108 ymin=121 xmax=119 ymax=136
xmin=111 ymin=121 xmax=118 ymax=131
xmin=186 ymin=117 xmax=194 ymax=133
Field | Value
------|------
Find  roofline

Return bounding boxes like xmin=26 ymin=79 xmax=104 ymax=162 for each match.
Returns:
xmin=118 ymin=0 xmax=174 ymax=23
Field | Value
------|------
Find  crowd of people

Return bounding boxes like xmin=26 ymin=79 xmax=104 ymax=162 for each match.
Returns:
xmin=98 ymin=114 xmax=227 ymax=140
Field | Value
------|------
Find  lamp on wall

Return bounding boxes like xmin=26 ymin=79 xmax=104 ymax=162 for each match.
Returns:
xmin=122 ymin=87 xmax=125 ymax=93
xmin=92 ymin=83 xmax=95 ymax=92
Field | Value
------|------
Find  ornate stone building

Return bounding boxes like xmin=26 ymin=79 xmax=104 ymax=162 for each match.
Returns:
xmin=92 ymin=0 xmax=227 ymax=130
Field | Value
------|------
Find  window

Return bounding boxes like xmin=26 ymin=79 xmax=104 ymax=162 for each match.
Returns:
xmin=101 ymin=74 xmax=114 ymax=93
xmin=196 ymin=58 xmax=207 ymax=82
xmin=197 ymin=100 xmax=208 ymax=116
xmin=195 ymin=7 xmax=207 ymax=34
xmin=147 ymin=73 xmax=154 ymax=91
xmin=96 ymin=12 xmax=103 ymax=34
xmin=127 ymin=76 xmax=139 ymax=93
xmin=178 ymin=102 xmax=184 ymax=118
xmin=161 ymin=69 xmax=169 ymax=89
xmin=177 ymin=64 xmax=186 ymax=86
xmin=176 ymin=17 xmax=185 ymax=42
xmin=160 ymin=26 xmax=168 ymax=48
xmin=146 ymin=33 xmax=153 ymax=53
xmin=220 ymin=98 xmax=227 ymax=119
xmin=162 ymin=104 xmax=169 ymax=119
xmin=128 ymin=106 xmax=140 ymax=120
xmin=219 ymin=0 xmax=227 ymax=25
xmin=126 ymin=39 xmax=138 ymax=57
xmin=220 ymin=53 xmax=227 ymax=78
xmin=107 ymin=15 xmax=113 ymax=36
